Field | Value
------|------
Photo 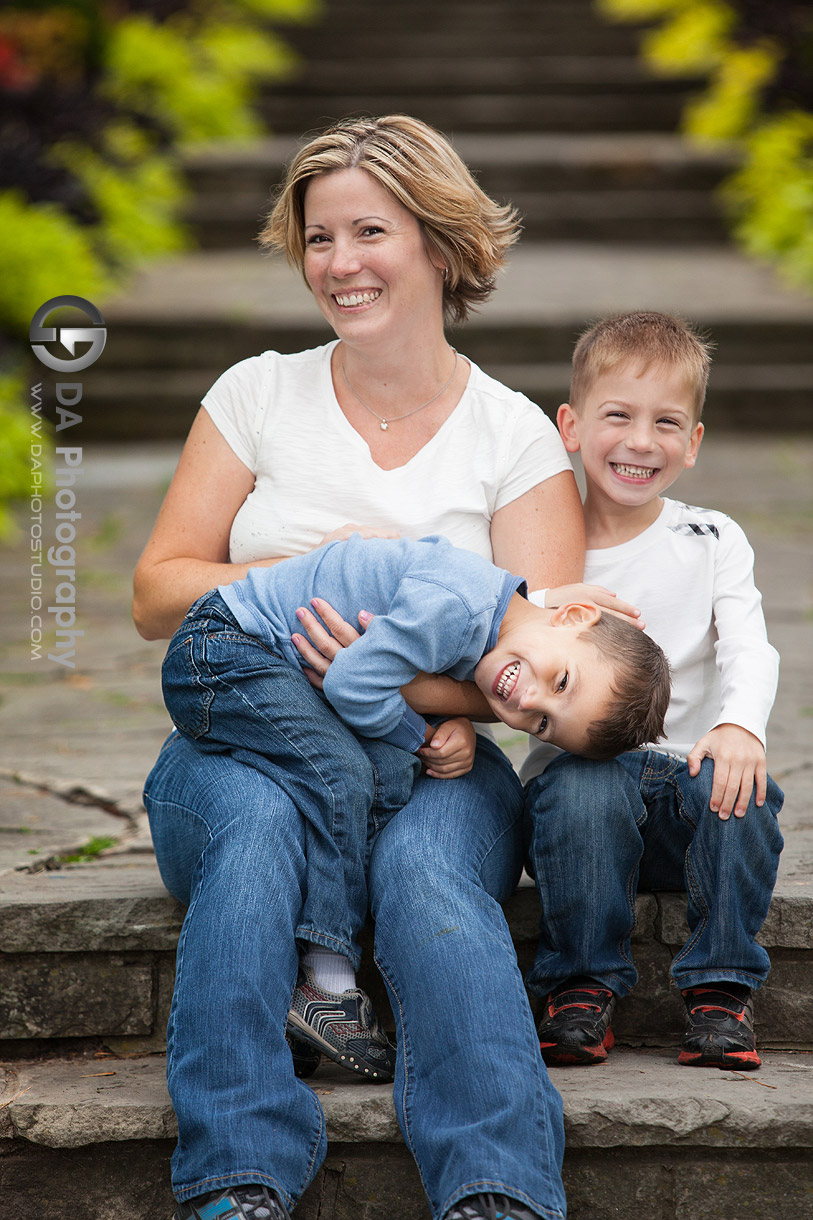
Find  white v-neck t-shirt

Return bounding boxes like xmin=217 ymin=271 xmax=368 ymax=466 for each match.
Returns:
xmin=202 ymin=341 xmax=572 ymax=564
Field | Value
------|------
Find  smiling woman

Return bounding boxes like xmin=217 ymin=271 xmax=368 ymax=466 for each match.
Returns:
xmin=134 ymin=114 xmax=588 ymax=1220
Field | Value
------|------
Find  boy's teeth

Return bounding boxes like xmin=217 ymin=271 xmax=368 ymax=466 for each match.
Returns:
xmin=496 ymin=661 xmax=520 ymax=699
xmin=335 ymin=290 xmax=381 ymax=306
xmin=612 ymin=463 xmax=656 ymax=479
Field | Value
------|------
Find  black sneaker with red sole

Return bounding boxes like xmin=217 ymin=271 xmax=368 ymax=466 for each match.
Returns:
xmin=679 ymin=983 xmax=761 ymax=1069
xmin=536 ymin=975 xmax=616 ymax=1066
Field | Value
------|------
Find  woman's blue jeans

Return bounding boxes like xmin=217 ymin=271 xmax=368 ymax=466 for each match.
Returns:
xmin=161 ymin=590 xmax=419 ymax=968
xmin=144 ymin=729 xmax=566 ymax=1219
xmin=525 ymin=750 xmax=784 ymax=998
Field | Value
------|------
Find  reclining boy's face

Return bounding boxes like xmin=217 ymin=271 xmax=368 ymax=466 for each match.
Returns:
xmin=474 ymin=603 xmax=615 ymax=756
xmin=558 ymin=359 xmax=703 ymax=509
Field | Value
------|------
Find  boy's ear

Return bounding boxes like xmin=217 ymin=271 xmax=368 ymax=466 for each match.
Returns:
xmin=550 ymin=601 xmax=602 ymax=628
xmin=683 ymin=421 xmax=704 ymax=470
xmin=556 ymin=403 xmax=581 ymax=453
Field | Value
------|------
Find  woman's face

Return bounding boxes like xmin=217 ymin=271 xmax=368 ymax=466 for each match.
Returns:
xmin=302 ymin=167 xmax=444 ymax=346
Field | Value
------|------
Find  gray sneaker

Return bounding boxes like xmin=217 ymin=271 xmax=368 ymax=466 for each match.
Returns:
xmin=446 ymin=1193 xmax=541 ymax=1220
xmin=174 ymin=1184 xmax=290 ymax=1219
xmin=287 ymin=964 xmax=396 ymax=1081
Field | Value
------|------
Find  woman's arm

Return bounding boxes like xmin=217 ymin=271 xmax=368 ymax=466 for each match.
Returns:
xmin=133 ymin=409 xmax=283 ymax=640
xmin=489 ymin=469 xmax=585 ymax=591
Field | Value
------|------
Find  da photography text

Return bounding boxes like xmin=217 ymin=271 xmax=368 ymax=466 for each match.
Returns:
xmin=28 ymin=295 xmax=107 ymax=668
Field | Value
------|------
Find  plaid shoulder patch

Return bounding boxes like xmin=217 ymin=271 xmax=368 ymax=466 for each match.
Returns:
xmin=668 ymin=521 xmax=720 ymax=539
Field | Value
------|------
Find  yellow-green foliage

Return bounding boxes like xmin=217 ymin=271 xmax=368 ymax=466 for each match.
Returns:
xmin=105 ymin=13 xmax=297 ymax=144
xmin=723 ymin=112 xmax=813 ymax=288
xmin=52 ymin=123 xmax=189 ymax=267
xmin=684 ymin=42 xmax=779 ymax=142
xmin=597 ymin=0 xmax=813 ymax=293
xmin=0 ymin=192 xmax=114 ymax=334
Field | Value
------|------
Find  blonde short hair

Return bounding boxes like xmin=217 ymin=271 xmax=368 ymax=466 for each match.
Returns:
xmin=570 ymin=311 xmax=713 ymax=422
xmin=259 ymin=114 xmax=521 ymax=326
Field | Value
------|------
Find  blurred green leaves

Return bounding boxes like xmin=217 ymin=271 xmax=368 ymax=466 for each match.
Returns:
xmin=0 ymin=0 xmax=315 ymax=526
xmin=598 ymin=0 xmax=813 ymax=293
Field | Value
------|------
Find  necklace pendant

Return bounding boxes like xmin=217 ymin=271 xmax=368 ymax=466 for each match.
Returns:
xmin=380 ymin=420 xmax=388 ymax=431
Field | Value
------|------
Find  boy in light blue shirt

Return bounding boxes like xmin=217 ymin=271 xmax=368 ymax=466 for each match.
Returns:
xmin=162 ymin=533 xmax=669 ymax=1081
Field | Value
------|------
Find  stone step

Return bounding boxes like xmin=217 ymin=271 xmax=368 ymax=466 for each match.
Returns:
xmin=2 ymin=860 xmax=811 ymax=1050
xmin=274 ymin=0 xmax=652 ymax=55
xmin=275 ymin=56 xmax=699 ymax=97
xmin=259 ymin=91 xmax=691 ymax=135
xmin=3 ymin=1049 xmax=813 ymax=1219
xmin=182 ymin=134 xmax=735 ymax=249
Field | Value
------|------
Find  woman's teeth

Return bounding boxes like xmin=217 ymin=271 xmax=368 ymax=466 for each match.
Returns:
xmin=496 ymin=661 xmax=520 ymax=700
xmin=335 ymin=290 xmax=381 ymax=307
xmin=611 ymin=463 xmax=656 ymax=479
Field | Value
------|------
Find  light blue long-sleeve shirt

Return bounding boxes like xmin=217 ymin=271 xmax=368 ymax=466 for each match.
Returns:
xmin=218 ymin=534 xmax=524 ymax=752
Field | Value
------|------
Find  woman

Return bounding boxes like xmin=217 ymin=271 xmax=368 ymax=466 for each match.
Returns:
xmin=135 ymin=114 xmax=584 ymax=1220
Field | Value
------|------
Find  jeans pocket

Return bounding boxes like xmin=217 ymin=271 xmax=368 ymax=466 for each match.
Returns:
xmin=162 ymin=631 xmax=214 ymax=740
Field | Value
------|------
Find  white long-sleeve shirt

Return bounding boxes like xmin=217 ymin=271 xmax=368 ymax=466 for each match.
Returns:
xmin=521 ymin=497 xmax=779 ymax=784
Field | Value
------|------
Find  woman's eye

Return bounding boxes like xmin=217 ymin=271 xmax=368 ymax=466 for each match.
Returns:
xmin=537 ymin=715 xmax=548 ymax=736
xmin=361 ymin=225 xmax=384 ymax=236
xmin=557 ymin=673 xmax=568 ymax=693
xmin=305 ymin=234 xmax=329 ymax=246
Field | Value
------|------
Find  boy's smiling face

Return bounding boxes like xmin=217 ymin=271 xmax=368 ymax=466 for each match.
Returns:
xmin=473 ymin=603 xmax=614 ymax=755
xmin=558 ymin=360 xmax=704 ymax=515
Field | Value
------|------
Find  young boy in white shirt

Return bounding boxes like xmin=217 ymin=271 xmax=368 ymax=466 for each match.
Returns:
xmin=522 ymin=311 xmax=784 ymax=1070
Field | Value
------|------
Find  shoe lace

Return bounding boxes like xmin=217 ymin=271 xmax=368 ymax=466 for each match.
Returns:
xmin=452 ymin=1193 xmax=535 ymax=1220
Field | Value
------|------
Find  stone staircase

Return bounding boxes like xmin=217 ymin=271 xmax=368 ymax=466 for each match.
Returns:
xmin=74 ymin=0 xmax=813 ymax=440
xmin=3 ymin=840 xmax=813 ymax=1219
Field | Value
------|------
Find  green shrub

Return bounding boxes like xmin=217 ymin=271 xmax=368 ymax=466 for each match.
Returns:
xmin=0 ymin=190 xmax=113 ymax=334
xmin=598 ymin=0 xmax=813 ymax=293
xmin=0 ymin=0 xmax=316 ymax=527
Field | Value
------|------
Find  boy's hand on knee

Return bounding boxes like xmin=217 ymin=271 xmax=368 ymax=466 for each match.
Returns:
xmin=418 ymin=717 xmax=476 ymax=779
xmin=687 ymin=724 xmax=768 ymax=820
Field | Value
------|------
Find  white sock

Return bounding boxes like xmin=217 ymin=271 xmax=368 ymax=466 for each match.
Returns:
xmin=301 ymin=945 xmax=356 ymax=994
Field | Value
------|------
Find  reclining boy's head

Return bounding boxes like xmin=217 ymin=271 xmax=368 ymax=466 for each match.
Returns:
xmin=569 ymin=310 xmax=713 ymax=423
xmin=474 ymin=600 xmax=670 ymax=761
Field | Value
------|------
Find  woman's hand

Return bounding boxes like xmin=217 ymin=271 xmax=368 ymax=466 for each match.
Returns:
xmin=418 ymin=717 xmax=477 ymax=779
xmin=292 ymin=598 xmax=371 ymax=688
xmin=318 ymin=523 xmax=402 ymax=546
xmin=544 ymin=583 xmax=644 ymax=629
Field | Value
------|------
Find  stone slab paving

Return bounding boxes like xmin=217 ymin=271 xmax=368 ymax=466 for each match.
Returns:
xmin=3 ymin=1050 xmax=812 ymax=1149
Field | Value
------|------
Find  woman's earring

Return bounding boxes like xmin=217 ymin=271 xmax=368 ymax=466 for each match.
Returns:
xmin=442 ymin=267 xmax=449 ymax=283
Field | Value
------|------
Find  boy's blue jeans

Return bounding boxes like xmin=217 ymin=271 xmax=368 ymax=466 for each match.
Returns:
xmin=161 ymin=589 xmax=420 ymax=969
xmin=525 ymin=749 xmax=784 ymax=998
xmin=145 ymin=729 xmax=566 ymax=1218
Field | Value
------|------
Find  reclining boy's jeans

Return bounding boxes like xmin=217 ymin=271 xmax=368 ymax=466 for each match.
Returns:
xmin=161 ymin=589 xmax=419 ymax=968
xmin=525 ymin=749 xmax=784 ymax=997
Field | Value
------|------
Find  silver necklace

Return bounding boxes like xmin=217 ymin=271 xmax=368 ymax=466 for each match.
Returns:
xmin=341 ymin=349 xmax=458 ymax=431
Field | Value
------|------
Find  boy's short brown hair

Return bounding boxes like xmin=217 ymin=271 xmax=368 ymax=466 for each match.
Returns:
xmin=570 ymin=311 xmax=713 ymax=422
xmin=581 ymin=615 xmax=671 ymax=761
